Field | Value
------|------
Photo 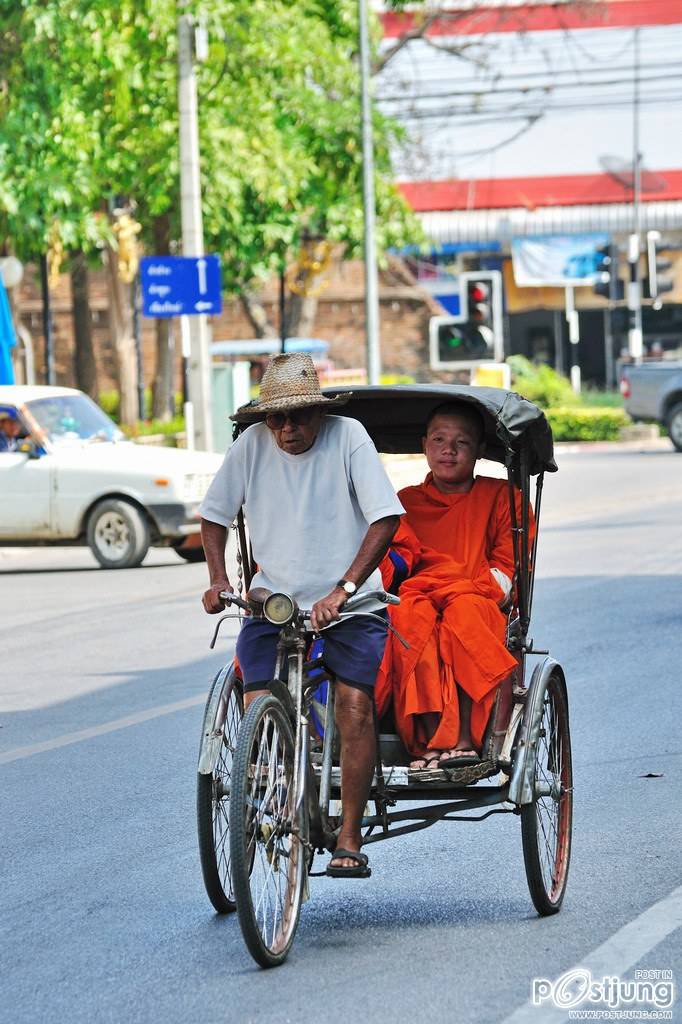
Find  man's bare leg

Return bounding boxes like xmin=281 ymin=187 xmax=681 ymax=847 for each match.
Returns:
xmin=244 ymin=689 xmax=268 ymax=709
xmin=329 ymin=681 xmax=375 ymax=869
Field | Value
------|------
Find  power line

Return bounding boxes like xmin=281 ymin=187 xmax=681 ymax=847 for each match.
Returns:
xmin=377 ymin=59 xmax=682 ymax=95
xmin=392 ymin=93 xmax=682 ymax=124
xmin=378 ymin=70 xmax=682 ymax=103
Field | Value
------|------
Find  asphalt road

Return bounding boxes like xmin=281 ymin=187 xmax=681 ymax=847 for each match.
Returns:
xmin=2 ymin=445 xmax=681 ymax=1024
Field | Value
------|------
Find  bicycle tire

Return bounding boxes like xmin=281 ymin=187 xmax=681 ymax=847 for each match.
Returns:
xmin=196 ymin=666 xmax=243 ymax=913
xmin=521 ymin=671 xmax=573 ymax=915
xmin=230 ymin=694 xmax=306 ymax=968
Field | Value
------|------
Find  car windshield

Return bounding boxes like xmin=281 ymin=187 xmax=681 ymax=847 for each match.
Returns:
xmin=27 ymin=395 xmax=124 ymax=443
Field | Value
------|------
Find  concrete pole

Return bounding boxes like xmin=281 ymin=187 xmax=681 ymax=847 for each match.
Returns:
xmin=358 ymin=0 xmax=381 ymax=385
xmin=178 ymin=10 xmax=213 ymax=450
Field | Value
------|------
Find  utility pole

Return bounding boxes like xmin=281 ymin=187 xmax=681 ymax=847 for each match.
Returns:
xmin=178 ymin=8 xmax=213 ymax=450
xmin=279 ymin=264 xmax=287 ymax=355
xmin=358 ymin=0 xmax=381 ymax=385
xmin=627 ymin=28 xmax=644 ymax=363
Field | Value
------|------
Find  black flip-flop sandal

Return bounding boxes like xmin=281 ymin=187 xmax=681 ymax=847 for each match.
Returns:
xmin=326 ymin=849 xmax=372 ymax=879
xmin=438 ymin=750 xmax=481 ymax=769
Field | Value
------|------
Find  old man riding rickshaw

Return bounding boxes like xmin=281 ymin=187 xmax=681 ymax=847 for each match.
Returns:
xmin=195 ymin=382 xmax=572 ymax=968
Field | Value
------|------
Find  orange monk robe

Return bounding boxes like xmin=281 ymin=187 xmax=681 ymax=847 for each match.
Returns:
xmin=377 ymin=474 xmax=529 ymax=756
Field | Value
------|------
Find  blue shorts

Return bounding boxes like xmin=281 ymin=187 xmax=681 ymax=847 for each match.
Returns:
xmin=236 ymin=613 xmax=388 ymax=694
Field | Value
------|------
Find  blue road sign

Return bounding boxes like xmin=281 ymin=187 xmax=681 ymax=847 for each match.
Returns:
xmin=140 ymin=255 xmax=222 ymax=318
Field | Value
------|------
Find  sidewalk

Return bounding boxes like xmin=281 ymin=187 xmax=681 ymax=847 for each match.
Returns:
xmin=553 ymin=437 xmax=672 ymax=454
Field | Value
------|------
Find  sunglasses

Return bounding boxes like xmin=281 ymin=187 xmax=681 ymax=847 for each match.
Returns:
xmin=265 ymin=407 xmax=319 ymax=429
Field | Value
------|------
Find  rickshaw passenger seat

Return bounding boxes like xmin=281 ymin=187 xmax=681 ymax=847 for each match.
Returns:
xmin=385 ymin=549 xmax=409 ymax=595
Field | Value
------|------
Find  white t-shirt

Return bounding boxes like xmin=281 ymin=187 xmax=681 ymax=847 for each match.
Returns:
xmin=200 ymin=415 xmax=405 ymax=609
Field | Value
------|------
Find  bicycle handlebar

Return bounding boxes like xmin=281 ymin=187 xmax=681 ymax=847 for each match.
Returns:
xmin=217 ymin=591 xmax=251 ymax=611
xmin=212 ymin=587 xmax=408 ymax=649
xmin=217 ymin=587 xmax=400 ymax=616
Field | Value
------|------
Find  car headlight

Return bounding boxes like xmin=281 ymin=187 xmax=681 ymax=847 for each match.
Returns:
xmin=182 ymin=473 xmax=213 ymax=503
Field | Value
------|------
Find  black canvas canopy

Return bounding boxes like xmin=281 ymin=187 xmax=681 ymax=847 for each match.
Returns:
xmin=321 ymin=384 xmax=557 ymax=476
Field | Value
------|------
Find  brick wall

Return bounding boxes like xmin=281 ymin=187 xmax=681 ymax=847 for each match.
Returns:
xmin=11 ymin=258 xmax=442 ymax=392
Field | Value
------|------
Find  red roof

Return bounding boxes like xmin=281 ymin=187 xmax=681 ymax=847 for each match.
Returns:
xmin=398 ymin=171 xmax=682 ymax=212
xmin=381 ymin=0 xmax=682 ymax=38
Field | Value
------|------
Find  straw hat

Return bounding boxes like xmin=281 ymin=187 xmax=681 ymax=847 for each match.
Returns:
xmin=231 ymin=352 xmax=350 ymax=422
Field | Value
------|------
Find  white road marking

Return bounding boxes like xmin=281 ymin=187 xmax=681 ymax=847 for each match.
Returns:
xmin=0 ymin=694 xmax=205 ymax=765
xmin=501 ymin=884 xmax=682 ymax=1023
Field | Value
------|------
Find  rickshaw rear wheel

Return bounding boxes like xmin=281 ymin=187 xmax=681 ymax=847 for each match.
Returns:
xmin=521 ymin=672 xmax=573 ymax=915
xmin=230 ymin=694 xmax=306 ymax=968
xmin=196 ymin=666 xmax=243 ymax=913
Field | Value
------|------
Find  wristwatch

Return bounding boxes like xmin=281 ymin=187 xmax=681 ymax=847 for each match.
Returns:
xmin=336 ymin=579 xmax=357 ymax=596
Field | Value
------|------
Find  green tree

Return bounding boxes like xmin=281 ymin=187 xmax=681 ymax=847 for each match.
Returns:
xmin=0 ymin=0 xmax=421 ymax=420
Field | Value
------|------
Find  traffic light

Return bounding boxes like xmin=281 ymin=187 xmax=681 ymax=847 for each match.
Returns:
xmin=432 ymin=317 xmax=492 ymax=364
xmin=592 ymin=244 xmax=624 ymax=301
xmin=463 ymin=274 xmax=497 ymax=356
xmin=644 ymin=231 xmax=674 ymax=302
xmin=429 ymin=269 xmax=503 ymax=369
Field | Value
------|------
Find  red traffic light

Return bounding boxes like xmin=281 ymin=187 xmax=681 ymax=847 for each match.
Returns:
xmin=467 ymin=280 xmax=491 ymax=322
xmin=468 ymin=283 xmax=489 ymax=304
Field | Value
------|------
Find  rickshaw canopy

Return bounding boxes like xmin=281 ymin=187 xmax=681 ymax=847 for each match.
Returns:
xmin=321 ymin=384 xmax=557 ymax=476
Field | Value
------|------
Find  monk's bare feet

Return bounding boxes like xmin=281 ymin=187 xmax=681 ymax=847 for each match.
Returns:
xmin=438 ymin=744 xmax=480 ymax=767
xmin=409 ymin=751 xmax=441 ymax=771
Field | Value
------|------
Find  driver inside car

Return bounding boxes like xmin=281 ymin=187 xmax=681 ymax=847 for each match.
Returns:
xmin=0 ymin=408 xmax=23 ymax=452
xmin=199 ymin=353 xmax=403 ymax=878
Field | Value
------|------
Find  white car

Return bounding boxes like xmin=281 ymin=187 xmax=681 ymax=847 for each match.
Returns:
xmin=0 ymin=385 xmax=223 ymax=568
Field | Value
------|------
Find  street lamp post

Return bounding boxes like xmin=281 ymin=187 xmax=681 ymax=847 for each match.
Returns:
xmin=627 ymin=27 xmax=644 ymax=363
xmin=358 ymin=0 xmax=381 ymax=385
xmin=178 ymin=7 xmax=213 ymax=451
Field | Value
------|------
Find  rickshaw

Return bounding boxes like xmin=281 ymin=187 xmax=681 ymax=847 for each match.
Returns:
xmin=195 ymin=384 xmax=572 ymax=968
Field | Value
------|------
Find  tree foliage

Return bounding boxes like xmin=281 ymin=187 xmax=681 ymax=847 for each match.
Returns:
xmin=0 ymin=0 xmax=421 ymax=287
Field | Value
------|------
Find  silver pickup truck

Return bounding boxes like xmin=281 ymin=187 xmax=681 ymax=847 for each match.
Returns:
xmin=620 ymin=362 xmax=682 ymax=452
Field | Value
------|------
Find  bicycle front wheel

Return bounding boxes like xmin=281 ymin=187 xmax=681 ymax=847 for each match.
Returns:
xmin=230 ymin=694 xmax=306 ymax=968
xmin=521 ymin=671 xmax=573 ymax=915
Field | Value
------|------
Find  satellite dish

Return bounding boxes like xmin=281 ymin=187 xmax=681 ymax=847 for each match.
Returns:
xmin=599 ymin=155 xmax=667 ymax=194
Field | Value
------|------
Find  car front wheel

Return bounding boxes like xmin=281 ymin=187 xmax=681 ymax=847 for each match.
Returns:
xmin=172 ymin=540 xmax=206 ymax=563
xmin=667 ymin=401 xmax=682 ymax=453
xmin=86 ymin=499 xmax=150 ymax=569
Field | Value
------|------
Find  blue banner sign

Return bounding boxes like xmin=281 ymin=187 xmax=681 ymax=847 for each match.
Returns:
xmin=140 ymin=255 xmax=222 ymax=317
xmin=511 ymin=234 xmax=609 ymax=287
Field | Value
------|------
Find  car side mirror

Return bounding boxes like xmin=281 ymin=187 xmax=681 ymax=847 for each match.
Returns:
xmin=17 ymin=439 xmax=43 ymax=459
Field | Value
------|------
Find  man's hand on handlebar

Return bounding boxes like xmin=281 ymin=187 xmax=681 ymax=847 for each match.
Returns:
xmin=310 ymin=587 xmax=348 ymax=631
xmin=202 ymin=579 xmax=233 ymax=615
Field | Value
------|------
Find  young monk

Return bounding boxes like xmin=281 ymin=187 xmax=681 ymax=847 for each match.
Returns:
xmin=378 ymin=401 xmax=526 ymax=770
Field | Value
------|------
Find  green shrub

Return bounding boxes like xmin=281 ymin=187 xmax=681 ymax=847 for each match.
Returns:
xmin=121 ymin=415 xmax=185 ymax=440
xmin=98 ymin=389 xmax=120 ymax=421
xmin=545 ymin=406 xmax=630 ymax=441
xmin=580 ymin=387 xmax=624 ymax=409
xmin=507 ymin=355 xmax=580 ymax=409
xmin=98 ymin=389 xmax=184 ymax=423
